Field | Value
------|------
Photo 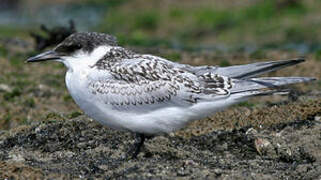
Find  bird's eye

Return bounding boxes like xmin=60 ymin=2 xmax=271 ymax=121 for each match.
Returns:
xmin=55 ymin=44 xmax=82 ymax=54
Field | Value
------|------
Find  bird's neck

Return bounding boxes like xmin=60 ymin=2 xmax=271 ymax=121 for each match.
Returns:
xmin=62 ymin=45 xmax=114 ymax=72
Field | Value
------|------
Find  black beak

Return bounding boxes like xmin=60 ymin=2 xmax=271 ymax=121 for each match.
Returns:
xmin=26 ymin=50 xmax=61 ymax=63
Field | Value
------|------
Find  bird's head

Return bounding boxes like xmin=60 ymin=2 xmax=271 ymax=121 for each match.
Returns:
xmin=27 ymin=32 xmax=117 ymax=68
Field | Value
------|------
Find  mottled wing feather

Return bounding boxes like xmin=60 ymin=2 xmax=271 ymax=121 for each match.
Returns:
xmin=108 ymin=58 xmax=175 ymax=82
xmin=89 ymin=58 xmax=200 ymax=111
xmin=198 ymin=72 xmax=233 ymax=95
xmin=89 ymin=78 xmax=186 ymax=109
xmin=89 ymin=50 xmax=233 ymax=111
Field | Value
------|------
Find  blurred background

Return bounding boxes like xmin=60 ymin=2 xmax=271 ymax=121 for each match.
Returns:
xmin=0 ymin=0 xmax=320 ymax=130
xmin=1 ymin=0 xmax=321 ymax=52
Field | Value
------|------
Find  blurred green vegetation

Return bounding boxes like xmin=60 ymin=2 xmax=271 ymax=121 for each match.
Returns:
xmin=134 ymin=11 xmax=160 ymax=30
xmin=219 ymin=59 xmax=231 ymax=67
xmin=235 ymin=102 xmax=255 ymax=108
xmin=0 ymin=27 xmax=29 ymax=38
xmin=0 ymin=0 xmax=319 ymax=53
xmin=93 ymin=0 xmax=320 ymax=52
xmin=0 ymin=46 xmax=8 ymax=57
xmin=68 ymin=111 xmax=83 ymax=119
xmin=162 ymin=52 xmax=181 ymax=62
xmin=314 ymin=50 xmax=321 ymax=61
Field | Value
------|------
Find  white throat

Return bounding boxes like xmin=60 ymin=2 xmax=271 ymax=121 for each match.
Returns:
xmin=61 ymin=45 xmax=112 ymax=71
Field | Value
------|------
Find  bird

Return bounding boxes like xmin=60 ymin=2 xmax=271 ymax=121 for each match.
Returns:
xmin=27 ymin=32 xmax=315 ymax=158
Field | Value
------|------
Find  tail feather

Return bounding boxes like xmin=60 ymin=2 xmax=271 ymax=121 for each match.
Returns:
xmin=215 ymin=58 xmax=305 ymax=79
xmin=230 ymin=77 xmax=316 ymax=100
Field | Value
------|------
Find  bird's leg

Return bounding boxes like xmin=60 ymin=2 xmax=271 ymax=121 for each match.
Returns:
xmin=127 ymin=133 xmax=146 ymax=159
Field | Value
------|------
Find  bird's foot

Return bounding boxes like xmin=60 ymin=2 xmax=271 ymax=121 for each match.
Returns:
xmin=125 ymin=133 xmax=146 ymax=159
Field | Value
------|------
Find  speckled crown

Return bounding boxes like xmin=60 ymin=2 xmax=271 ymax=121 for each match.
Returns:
xmin=56 ymin=32 xmax=118 ymax=53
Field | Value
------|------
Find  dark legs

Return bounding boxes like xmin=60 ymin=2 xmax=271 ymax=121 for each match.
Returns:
xmin=128 ymin=133 xmax=146 ymax=159
xmin=127 ymin=133 xmax=154 ymax=159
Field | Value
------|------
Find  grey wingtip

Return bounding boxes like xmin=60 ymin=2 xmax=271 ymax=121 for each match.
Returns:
xmin=310 ymin=77 xmax=317 ymax=81
xmin=280 ymin=57 xmax=305 ymax=65
xmin=301 ymin=77 xmax=317 ymax=82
